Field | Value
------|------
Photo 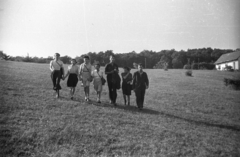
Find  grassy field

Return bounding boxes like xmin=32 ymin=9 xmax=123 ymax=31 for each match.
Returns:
xmin=0 ymin=60 xmax=240 ymax=157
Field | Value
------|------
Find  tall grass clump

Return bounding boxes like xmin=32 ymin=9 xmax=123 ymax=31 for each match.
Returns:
xmin=224 ymin=77 xmax=240 ymax=90
xmin=185 ymin=70 xmax=192 ymax=76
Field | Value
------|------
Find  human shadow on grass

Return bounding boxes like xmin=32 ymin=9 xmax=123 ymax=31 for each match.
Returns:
xmin=157 ymin=110 xmax=240 ymax=132
xmin=60 ymin=97 xmax=240 ymax=132
xmin=91 ymin=100 xmax=160 ymax=115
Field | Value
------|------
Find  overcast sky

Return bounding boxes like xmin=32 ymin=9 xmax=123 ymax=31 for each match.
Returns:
xmin=0 ymin=0 xmax=240 ymax=58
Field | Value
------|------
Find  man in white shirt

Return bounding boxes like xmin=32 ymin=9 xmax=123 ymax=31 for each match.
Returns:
xmin=49 ymin=53 xmax=65 ymax=98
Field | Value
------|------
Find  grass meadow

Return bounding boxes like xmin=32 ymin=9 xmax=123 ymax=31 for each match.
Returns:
xmin=0 ymin=60 xmax=240 ymax=157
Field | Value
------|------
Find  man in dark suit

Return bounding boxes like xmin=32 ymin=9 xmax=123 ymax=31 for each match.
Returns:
xmin=105 ymin=55 xmax=120 ymax=105
xmin=132 ymin=63 xmax=149 ymax=110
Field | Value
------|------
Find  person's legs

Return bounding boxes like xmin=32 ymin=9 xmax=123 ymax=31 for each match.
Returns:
xmin=127 ymin=95 xmax=130 ymax=106
xmin=135 ymin=90 xmax=140 ymax=108
xmin=86 ymin=86 xmax=90 ymax=99
xmin=56 ymin=75 xmax=61 ymax=89
xmin=97 ymin=91 xmax=101 ymax=102
xmin=139 ymin=89 xmax=146 ymax=109
xmin=72 ymin=87 xmax=75 ymax=96
xmin=51 ymin=71 xmax=57 ymax=90
xmin=84 ymin=87 xmax=87 ymax=100
xmin=99 ymin=91 xmax=101 ymax=102
xmin=123 ymin=94 xmax=126 ymax=105
xmin=107 ymin=81 xmax=113 ymax=103
xmin=112 ymin=84 xmax=117 ymax=104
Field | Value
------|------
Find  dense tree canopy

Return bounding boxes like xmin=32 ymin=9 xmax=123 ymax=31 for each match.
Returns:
xmin=2 ymin=47 xmax=237 ymax=69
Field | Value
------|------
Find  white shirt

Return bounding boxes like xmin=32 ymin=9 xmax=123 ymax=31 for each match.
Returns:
xmin=50 ymin=60 xmax=64 ymax=71
xmin=68 ymin=64 xmax=79 ymax=75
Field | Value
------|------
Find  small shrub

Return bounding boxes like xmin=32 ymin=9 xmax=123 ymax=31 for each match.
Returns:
xmin=185 ymin=70 xmax=192 ymax=76
xmin=183 ymin=64 xmax=191 ymax=69
xmin=224 ymin=78 xmax=240 ymax=90
xmin=224 ymin=65 xmax=234 ymax=72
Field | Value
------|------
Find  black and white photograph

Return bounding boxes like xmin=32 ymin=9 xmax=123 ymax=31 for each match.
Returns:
xmin=0 ymin=0 xmax=240 ymax=156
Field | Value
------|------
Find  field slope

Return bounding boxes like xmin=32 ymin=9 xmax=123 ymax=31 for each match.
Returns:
xmin=0 ymin=60 xmax=240 ymax=157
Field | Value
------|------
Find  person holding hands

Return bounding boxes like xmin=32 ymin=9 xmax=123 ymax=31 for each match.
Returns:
xmin=132 ymin=63 xmax=149 ymax=110
xmin=63 ymin=59 xmax=79 ymax=100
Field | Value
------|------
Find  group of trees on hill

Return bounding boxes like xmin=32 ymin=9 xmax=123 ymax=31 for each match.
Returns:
xmin=1 ymin=48 xmax=239 ymax=69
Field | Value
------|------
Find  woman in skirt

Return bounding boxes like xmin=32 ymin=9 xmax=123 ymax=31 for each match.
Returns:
xmin=49 ymin=53 xmax=65 ymax=98
xmin=64 ymin=59 xmax=79 ymax=100
xmin=121 ymin=67 xmax=132 ymax=105
xmin=91 ymin=62 xmax=104 ymax=103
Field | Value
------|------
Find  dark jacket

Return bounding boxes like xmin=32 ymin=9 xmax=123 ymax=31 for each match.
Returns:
xmin=105 ymin=63 xmax=121 ymax=89
xmin=132 ymin=71 xmax=149 ymax=90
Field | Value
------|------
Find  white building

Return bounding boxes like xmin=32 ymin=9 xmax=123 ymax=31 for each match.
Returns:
xmin=215 ymin=51 xmax=240 ymax=71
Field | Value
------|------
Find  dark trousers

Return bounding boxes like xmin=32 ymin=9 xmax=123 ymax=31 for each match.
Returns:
xmin=51 ymin=70 xmax=61 ymax=91
xmin=135 ymin=89 xmax=145 ymax=108
xmin=107 ymin=79 xmax=117 ymax=103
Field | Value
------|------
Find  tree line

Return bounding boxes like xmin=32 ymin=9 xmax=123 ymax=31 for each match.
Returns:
xmin=1 ymin=48 xmax=239 ymax=69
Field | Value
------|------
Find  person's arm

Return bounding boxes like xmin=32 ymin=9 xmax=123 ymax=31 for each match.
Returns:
xmin=101 ymin=71 xmax=105 ymax=78
xmin=49 ymin=61 xmax=54 ymax=72
xmin=132 ymin=72 xmax=136 ymax=90
xmin=145 ymin=72 xmax=149 ymax=89
xmin=64 ymin=69 xmax=70 ymax=80
xmin=61 ymin=62 xmax=65 ymax=76
xmin=91 ymin=71 xmax=94 ymax=78
xmin=78 ymin=65 xmax=82 ymax=81
xmin=105 ymin=64 xmax=114 ymax=75
xmin=115 ymin=64 xmax=119 ymax=73
xmin=128 ymin=73 xmax=133 ymax=84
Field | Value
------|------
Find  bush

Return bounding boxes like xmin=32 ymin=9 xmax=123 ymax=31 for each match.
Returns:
xmin=191 ymin=63 xmax=198 ymax=70
xmin=183 ymin=64 xmax=191 ymax=69
xmin=172 ymin=60 xmax=183 ymax=69
xmin=185 ymin=70 xmax=192 ymax=76
xmin=191 ymin=62 xmax=215 ymax=70
xmin=224 ymin=78 xmax=240 ymax=90
xmin=224 ymin=65 xmax=234 ymax=72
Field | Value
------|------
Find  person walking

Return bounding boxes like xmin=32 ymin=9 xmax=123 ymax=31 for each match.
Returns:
xmin=79 ymin=55 xmax=92 ymax=102
xmin=132 ymin=63 xmax=149 ymax=110
xmin=91 ymin=62 xmax=105 ymax=103
xmin=49 ymin=53 xmax=65 ymax=98
xmin=63 ymin=59 xmax=79 ymax=100
xmin=121 ymin=67 xmax=132 ymax=106
xmin=105 ymin=55 xmax=120 ymax=105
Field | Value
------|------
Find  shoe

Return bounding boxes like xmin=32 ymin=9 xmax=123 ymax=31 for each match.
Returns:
xmin=97 ymin=101 xmax=101 ymax=103
xmin=109 ymin=100 xmax=113 ymax=104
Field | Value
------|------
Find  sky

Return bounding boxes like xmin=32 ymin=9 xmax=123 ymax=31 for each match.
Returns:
xmin=0 ymin=0 xmax=240 ymax=58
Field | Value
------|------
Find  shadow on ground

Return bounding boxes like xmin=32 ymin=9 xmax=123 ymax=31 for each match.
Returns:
xmin=91 ymin=100 xmax=160 ymax=115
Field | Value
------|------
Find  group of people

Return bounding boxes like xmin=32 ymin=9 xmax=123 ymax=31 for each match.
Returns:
xmin=49 ymin=53 xmax=149 ymax=110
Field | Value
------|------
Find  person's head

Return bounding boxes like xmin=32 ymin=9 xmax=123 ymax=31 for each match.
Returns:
xmin=54 ymin=53 xmax=60 ymax=60
xmin=71 ymin=59 xmax=77 ymax=65
xmin=94 ymin=63 xmax=100 ymax=70
xmin=123 ymin=66 xmax=130 ymax=73
xmin=138 ymin=63 xmax=143 ymax=71
xmin=109 ymin=55 xmax=115 ymax=63
xmin=83 ymin=55 xmax=90 ymax=64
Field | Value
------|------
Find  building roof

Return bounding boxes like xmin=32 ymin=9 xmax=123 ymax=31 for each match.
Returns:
xmin=215 ymin=51 xmax=240 ymax=64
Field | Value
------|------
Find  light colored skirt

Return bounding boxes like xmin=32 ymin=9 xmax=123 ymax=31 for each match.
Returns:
xmin=93 ymin=78 xmax=102 ymax=92
xmin=81 ymin=72 xmax=91 ymax=87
